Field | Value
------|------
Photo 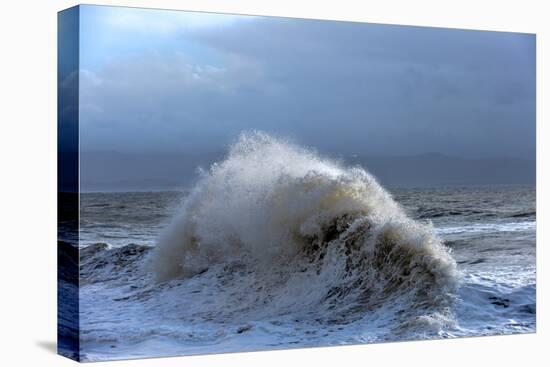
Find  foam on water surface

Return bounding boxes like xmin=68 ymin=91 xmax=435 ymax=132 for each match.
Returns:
xmin=73 ymin=132 xmax=536 ymax=361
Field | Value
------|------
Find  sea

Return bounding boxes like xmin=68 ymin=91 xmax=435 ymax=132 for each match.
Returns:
xmin=59 ymin=134 xmax=536 ymax=362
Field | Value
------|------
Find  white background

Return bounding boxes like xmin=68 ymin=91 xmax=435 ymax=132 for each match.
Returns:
xmin=0 ymin=0 xmax=547 ymax=365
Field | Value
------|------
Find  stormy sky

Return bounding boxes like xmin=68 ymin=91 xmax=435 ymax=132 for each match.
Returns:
xmin=74 ymin=5 xmax=536 ymax=190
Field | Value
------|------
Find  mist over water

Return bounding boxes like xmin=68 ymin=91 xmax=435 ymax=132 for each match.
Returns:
xmin=69 ymin=133 xmax=535 ymax=361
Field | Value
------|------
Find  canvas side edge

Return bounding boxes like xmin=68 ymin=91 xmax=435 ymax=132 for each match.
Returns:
xmin=57 ymin=5 xmax=81 ymax=362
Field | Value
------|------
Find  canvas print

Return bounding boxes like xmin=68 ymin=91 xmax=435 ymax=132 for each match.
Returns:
xmin=58 ymin=5 xmax=536 ymax=362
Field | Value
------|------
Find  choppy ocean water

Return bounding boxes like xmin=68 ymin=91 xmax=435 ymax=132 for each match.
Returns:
xmin=58 ymin=136 xmax=535 ymax=362
xmin=59 ymin=185 xmax=535 ymax=362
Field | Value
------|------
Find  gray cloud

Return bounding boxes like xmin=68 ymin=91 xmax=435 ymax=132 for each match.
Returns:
xmin=79 ymin=16 xmax=535 ymax=160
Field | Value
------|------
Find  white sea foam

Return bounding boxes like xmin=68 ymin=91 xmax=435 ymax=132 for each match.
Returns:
xmin=74 ymin=141 xmax=536 ymax=360
xmin=435 ymin=221 xmax=536 ymax=235
xmin=152 ymin=131 xmax=459 ymax=330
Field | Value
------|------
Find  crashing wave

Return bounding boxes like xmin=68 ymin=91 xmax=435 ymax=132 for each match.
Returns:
xmin=150 ymin=131 xmax=458 ymax=333
xmin=80 ymin=243 xmax=153 ymax=285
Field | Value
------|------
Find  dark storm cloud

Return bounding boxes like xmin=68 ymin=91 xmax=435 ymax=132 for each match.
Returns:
xmin=192 ymin=19 xmax=535 ymax=158
xmin=79 ymin=12 xmax=535 ymax=160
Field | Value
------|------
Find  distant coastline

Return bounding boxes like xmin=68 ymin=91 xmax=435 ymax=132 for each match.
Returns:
xmin=79 ymin=151 xmax=535 ymax=192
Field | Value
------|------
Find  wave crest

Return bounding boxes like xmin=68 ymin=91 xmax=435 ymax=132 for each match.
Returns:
xmin=154 ymin=131 xmax=458 ymax=330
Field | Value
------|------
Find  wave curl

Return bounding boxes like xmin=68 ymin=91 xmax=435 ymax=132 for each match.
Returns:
xmin=153 ymin=131 xmax=458 ymax=330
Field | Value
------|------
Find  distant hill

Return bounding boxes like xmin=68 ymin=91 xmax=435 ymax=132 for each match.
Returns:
xmin=79 ymin=151 xmax=224 ymax=192
xmin=346 ymin=153 xmax=535 ymax=187
xmin=79 ymin=151 xmax=535 ymax=192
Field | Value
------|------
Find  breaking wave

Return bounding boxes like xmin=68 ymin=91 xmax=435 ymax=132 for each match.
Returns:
xmin=149 ymin=131 xmax=459 ymax=334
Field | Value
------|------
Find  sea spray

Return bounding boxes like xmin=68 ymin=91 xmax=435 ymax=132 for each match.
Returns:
xmin=152 ymin=131 xmax=458 ymax=331
xmin=76 ymin=182 xmax=536 ymax=360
